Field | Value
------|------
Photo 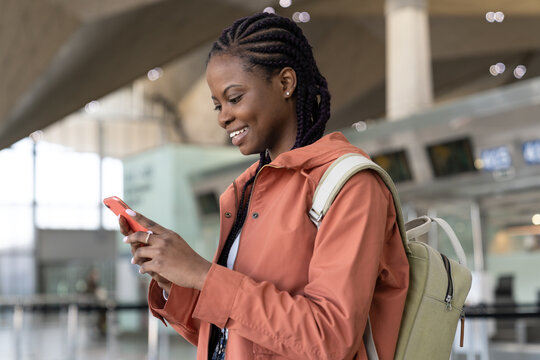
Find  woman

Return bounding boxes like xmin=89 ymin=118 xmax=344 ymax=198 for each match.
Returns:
xmin=121 ymin=12 xmax=409 ymax=360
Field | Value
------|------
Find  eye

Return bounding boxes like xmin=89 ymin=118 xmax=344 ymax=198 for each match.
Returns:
xmin=229 ymin=95 xmax=243 ymax=104
xmin=213 ymin=104 xmax=222 ymax=112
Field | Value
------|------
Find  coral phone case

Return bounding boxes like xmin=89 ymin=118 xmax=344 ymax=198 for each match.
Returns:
xmin=103 ymin=196 xmax=148 ymax=233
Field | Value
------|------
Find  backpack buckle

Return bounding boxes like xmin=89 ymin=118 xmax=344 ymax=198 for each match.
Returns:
xmin=309 ymin=208 xmax=323 ymax=223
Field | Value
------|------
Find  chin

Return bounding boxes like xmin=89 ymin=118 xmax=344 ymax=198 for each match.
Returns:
xmin=238 ymin=144 xmax=263 ymax=156
xmin=238 ymin=146 xmax=254 ymax=156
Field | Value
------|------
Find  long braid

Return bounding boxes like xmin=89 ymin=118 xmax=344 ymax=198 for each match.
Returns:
xmin=207 ymin=14 xmax=330 ymax=356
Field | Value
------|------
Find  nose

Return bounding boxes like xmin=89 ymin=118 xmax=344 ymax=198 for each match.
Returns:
xmin=217 ymin=106 xmax=234 ymax=129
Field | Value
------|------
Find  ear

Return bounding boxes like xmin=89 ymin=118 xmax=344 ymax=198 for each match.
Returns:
xmin=278 ymin=67 xmax=297 ymax=98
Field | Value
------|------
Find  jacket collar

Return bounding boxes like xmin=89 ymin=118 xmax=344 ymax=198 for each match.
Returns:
xmin=234 ymin=132 xmax=369 ymax=184
xmin=271 ymin=132 xmax=368 ymax=169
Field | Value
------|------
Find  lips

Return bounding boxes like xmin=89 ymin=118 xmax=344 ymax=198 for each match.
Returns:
xmin=229 ymin=126 xmax=249 ymax=146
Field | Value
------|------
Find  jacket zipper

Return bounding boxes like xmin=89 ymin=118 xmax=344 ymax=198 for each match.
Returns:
xmin=441 ymin=254 xmax=466 ymax=347
xmin=440 ymin=253 xmax=453 ymax=310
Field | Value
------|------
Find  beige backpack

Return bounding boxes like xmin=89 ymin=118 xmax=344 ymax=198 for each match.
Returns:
xmin=309 ymin=153 xmax=472 ymax=360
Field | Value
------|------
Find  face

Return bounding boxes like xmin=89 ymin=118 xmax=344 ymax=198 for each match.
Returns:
xmin=206 ymin=54 xmax=297 ymax=159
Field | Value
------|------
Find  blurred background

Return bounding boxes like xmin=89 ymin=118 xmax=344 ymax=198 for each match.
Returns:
xmin=1 ymin=0 xmax=540 ymax=359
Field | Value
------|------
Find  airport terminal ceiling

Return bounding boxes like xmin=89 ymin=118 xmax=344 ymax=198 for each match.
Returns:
xmin=2 ymin=0 xmax=540 ymax=150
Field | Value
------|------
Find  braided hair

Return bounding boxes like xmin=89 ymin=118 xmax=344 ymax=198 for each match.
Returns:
xmin=209 ymin=12 xmax=331 ymax=151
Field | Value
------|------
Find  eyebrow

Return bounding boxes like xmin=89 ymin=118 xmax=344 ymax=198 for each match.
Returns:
xmin=211 ymin=84 xmax=242 ymax=100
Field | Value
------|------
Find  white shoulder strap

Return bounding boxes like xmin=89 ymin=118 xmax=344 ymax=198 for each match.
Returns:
xmin=309 ymin=154 xmax=374 ymax=225
xmin=309 ymin=153 xmax=410 ymax=255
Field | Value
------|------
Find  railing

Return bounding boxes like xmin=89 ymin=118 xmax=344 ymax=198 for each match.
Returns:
xmin=465 ymin=303 xmax=540 ymax=319
xmin=0 ymin=295 xmax=162 ymax=360
xmin=454 ymin=303 xmax=540 ymax=360
xmin=2 ymin=296 xmax=540 ymax=360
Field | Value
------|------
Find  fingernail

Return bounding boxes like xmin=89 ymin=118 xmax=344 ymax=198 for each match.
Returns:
xmin=125 ymin=209 xmax=136 ymax=216
xmin=131 ymin=257 xmax=135 ymax=264
xmin=139 ymin=267 xmax=143 ymax=274
xmin=123 ymin=236 xmax=128 ymax=243
xmin=147 ymin=230 xmax=153 ymax=234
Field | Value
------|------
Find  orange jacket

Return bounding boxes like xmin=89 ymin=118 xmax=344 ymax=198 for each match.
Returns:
xmin=148 ymin=132 xmax=409 ymax=359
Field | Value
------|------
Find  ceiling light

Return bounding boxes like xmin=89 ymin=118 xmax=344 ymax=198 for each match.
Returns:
xmin=29 ymin=130 xmax=44 ymax=143
xmin=489 ymin=65 xmax=499 ymax=76
xmin=299 ymin=12 xmax=310 ymax=23
xmin=532 ymin=214 xmax=540 ymax=226
xmin=279 ymin=0 xmax=291 ymax=8
xmin=485 ymin=12 xmax=495 ymax=23
xmin=263 ymin=7 xmax=275 ymax=14
xmin=85 ymin=100 xmax=100 ymax=113
xmin=292 ymin=12 xmax=301 ymax=22
xmin=514 ymin=65 xmax=527 ymax=79
xmin=352 ymin=121 xmax=367 ymax=132
xmin=495 ymin=62 xmax=506 ymax=74
xmin=474 ymin=159 xmax=484 ymax=170
xmin=494 ymin=11 xmax=505 ymax=22
xmin=147 ymin=67 xmax=163 ymax=81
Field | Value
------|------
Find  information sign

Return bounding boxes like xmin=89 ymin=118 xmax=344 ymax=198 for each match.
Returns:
xmin=523 ymin=140 xmax=540 ymax=165
xmin=480 ymin=146 xmax=512 ymax=172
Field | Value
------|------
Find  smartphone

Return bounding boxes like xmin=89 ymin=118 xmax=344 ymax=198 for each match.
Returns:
xmin=103 ymin=196 xmax=148 ymax=233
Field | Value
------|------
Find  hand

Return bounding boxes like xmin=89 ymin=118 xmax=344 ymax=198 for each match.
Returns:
xmin=119 ymin=215 xmax=172 ymax=292
xmin=122 ymin=210 xmax=212 ymax=291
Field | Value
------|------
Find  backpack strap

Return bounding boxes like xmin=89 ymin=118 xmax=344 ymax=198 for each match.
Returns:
xmin=310 ymin=153 xmax=409 ymax=360
xmin=405 ymin=216 xmax=468 ymax=266
xmin=309 ymin=153 xmax=411 ymax=256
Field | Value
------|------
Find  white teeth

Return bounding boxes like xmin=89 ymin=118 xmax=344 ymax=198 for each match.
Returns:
xmin=230 ymin=127 xmax=248 ymax=138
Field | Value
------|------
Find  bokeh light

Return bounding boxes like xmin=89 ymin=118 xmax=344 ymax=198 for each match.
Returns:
xmin=84 ymin=100 xmax=100 ymax=113
xmin=514 ymin=65 xmax=527 ymax=79
xmin=147 ymin=67 xmax=163 ymax=81
xmin=279 ymin=0 xmax=291 ymax=8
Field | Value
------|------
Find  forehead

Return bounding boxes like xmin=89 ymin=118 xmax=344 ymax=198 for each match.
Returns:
xmin=206 ymin=54 xmax=266 ymax=92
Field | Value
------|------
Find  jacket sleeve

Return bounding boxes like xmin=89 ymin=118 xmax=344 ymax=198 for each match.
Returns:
xmin=192 ymin=171 xmax=393 ymax=360
xmin=147 ymin=279 xmax=201 ymax=346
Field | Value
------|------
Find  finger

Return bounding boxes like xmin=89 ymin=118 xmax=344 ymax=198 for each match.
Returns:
xmin=118 ymin=215 xmax=133 ymax=236
xmin=130 ymin=243 xmax=149 ymax=256
xmin=139 ymin=260 xmax=157 ymax=275
xmin=130 ymin=243 xmax=140 ymax=256
xmin=131 ymin=253 xmax=151 ymax=266
xmin=124 ymin=209 xmax=167 ymax=234
xmin=123 ymin=231 xmax=154 ymax=246
xmin=132 ymin=243 xmax=157 ymax=265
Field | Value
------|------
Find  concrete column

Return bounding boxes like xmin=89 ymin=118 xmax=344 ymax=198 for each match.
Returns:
xmin=385 ymin=0 xmax=433 ymax=120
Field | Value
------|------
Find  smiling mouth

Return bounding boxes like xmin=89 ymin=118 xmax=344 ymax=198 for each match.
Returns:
xmin=229 ymin=127 xmax=248 ymax=138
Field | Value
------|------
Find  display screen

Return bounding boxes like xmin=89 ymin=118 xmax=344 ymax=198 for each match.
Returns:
xmin=523 ymin=140 xmax=540 ymax=165
xmin=426 ymin=138 xmax=477 ymax=178
xmin=196 ymin=191 xmax=220 ymax=215
xmin=480 ymin=146 xmax=512 ymax=172
xmin=371 ymin=150 xmax=413 ymax=183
